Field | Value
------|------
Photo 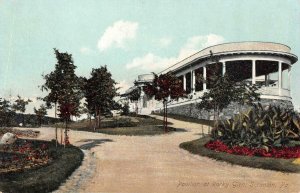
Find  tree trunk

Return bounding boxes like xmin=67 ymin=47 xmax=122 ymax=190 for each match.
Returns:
xmin=163 ymin=102 xmax=165 ymax=132
xmin=94 ymin=108 xmax=97 ymax=131
xmin=64 ymin=119 xmax=67 ymax=148
xmin=98 ymin=109 xmax=101 ymax=129
xmin=55 ymin=102 xmax=58 ymax=147
xmin=166 ymin=101 xmax=168 ymax=132
xmin=163 ymin=101 xmax=167 ymax=133
xmin=22 ymin=113 xmax=25 ymax=127
xmin=39 ymin=117 xmax=42 ymax=127
xmin=89 ymin=114 xmax=92 ymax=130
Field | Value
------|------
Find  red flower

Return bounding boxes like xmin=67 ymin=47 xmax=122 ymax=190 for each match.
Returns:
xmin=205 ymin=140 xmax=300 ymax=159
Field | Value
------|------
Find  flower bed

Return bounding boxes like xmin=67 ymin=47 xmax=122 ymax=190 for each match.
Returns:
xmin=0 ymin=139 xmax=51 ymax=174
xmin=0 ymin=139 xmax=83 ymax=193
xmin=205 ymin=140 xmax=300 ymax=159
xmin=180 ymin=137 xmax=300 ymax=173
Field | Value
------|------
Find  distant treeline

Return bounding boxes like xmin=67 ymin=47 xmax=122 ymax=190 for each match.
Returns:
xmin=0 ymin=112 xmax=59 ymax=127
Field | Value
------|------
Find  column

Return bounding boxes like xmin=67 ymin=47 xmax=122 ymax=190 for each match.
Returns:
xmin=288 ymin=66 xmax=291 ymax=90
xmin=192 ymin=70 xmax=196 ymax=93
xmin=278 ymin=61 xmax=282 ymax=96
xmin=203 ymin=66 xmax=207 ymax=90
xmin=222 ymin=62 xmax=226 ymax=76
xmin=252 ymin=60 xmax=256 ymax=84
xmin=183 ymin=74 xmax=186 ymax=91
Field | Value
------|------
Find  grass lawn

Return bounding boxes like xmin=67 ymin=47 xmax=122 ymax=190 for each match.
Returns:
xmin=97 ymin=125 xmax=186 ymax=136
xmin=0 ymin=139 xmax=83 ymax=193
xmin=59 ymin=115 xmax=184 ymax=136
xmin=180 ymin=136 xmax=300 ymax=173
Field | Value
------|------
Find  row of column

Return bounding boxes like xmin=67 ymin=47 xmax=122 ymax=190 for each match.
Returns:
xmin=181 ymin=60 xmax=290 ymax=94
xmin=182 ymin=61 xmax=226 ymax=94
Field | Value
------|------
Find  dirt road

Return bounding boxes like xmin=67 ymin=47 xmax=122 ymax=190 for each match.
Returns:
xmin=20 ymin=116 xmax=300 ymax=193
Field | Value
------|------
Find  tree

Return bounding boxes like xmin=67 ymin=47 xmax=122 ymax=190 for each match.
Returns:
xmin=198 ymin=73 xmax=236 ymax=121
xmin=121 ymin=102 xmax=130 ymax=116
xmin=197 ymin=51 xmax=260 ymax=125
xmin=12 ymin=95 xmax=32 ymax=127
xmin=41 ymin=49 xmax=82 ymax=145
xmin=0 ymin=98 xmax=15 ymax=127
xmin=144 ymin=72 xmax=186 ymax=132
xmin=34 ymin=104 xmax=47 ymax=127
xmin=84 ymin=66 xmax=118 ymax=130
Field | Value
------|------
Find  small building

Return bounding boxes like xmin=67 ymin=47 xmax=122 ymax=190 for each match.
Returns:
xmin=122 ymin=42 xmax=298 ymax=119
xmin=120 ymin=74 xmax=156 ymax=115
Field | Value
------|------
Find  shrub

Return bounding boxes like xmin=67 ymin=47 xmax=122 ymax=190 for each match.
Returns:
xmin=121 ymin=103 xmax=130 ymax=116
xmin=212 ymin=103 xmax=300 ymax=150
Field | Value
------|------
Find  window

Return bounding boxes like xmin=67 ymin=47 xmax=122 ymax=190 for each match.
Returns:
xmin=206 ymin=62 xmax=222 ymax=89
xmin=282 ymin=63 xmax=290 ymax=90
xmin=225 ymin=60 xmax=252 ymax=83
xmin=255 ymin=60 xmax=279 ymax=88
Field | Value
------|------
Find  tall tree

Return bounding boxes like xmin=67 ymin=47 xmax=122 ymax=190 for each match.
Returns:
xmin=34 ymin=104 xmax=48 ymax=127
xmin=84 ymin=66 xmax=118 ymax=130
xmin=41 ymin=49 xmax=82 ymax=145
xmin=144 ymin=72 xmax=186 ymax=132
xmin=12 ymin=95 xmax=32 ymax=127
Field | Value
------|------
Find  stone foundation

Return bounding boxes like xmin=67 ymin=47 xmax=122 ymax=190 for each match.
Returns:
xmin=156 ymin=99 xmax=293 ymax=120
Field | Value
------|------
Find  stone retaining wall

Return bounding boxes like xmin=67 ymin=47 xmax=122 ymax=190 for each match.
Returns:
xmin=155 ymin=99 xmax=293 ymax=120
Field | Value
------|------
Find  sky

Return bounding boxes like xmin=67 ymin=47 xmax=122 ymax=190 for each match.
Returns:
xmin=1 ymin=0 xmax=300 ymax=116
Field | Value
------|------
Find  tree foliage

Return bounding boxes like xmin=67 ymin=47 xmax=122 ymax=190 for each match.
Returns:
xmin=34 ymin=104 xmax=48 ymax=127
xmin=144 ymin=72 xmax=186 ymax=132
xmin=41 ymin=49 xmax=82 ymax=145
xmin=84 ymin=66 xmax=118 ymax=129
xmin=0 ymin=98 xmax=15 ymax=127
xmin=12 ymin=95 xmax=32 ymax=126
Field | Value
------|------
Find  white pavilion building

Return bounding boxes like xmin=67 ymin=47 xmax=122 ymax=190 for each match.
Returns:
xmin=122 ymin=42 xmax=298 ymax=119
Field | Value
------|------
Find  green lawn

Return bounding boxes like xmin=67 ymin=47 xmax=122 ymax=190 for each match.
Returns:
xmin=97 ymin=125 xmax=186 ymax=136
xmin=61 ymin=115 xmax=185 ymax=136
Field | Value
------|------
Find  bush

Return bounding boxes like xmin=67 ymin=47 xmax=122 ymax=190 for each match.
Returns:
xmin=121 ymin=103 xmax=130 ymax=116
xmin=212 ymin=104 xmax=300 ymax=149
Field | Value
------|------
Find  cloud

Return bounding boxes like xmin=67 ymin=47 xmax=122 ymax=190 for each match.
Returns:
xmin=126 ymin=53 xmax=177 ymax=71
xmin=116 ymin=80 xmax=131 ymax=94
xmin=178 ymin=34 xmax=224 ymax=60
xmin=158 ymin=37 xmax=172 ymax=47
xmin=80 ymin=47 xmax=92 ymax=54
xmin=126 ymin=34 xmax=224 ymax=71
xmin=98 ymin=20 xmax=138 ymax=52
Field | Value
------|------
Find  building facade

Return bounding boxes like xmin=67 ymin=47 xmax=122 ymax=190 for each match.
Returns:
xmin=121 ymin=74 xmax=156 ymax=115
xmin=122 ymin=42 xmax=298 ymax=119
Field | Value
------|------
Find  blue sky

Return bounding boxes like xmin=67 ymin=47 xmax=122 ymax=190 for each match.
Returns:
xmin=1 ymin=0 xmax=300 ymax=116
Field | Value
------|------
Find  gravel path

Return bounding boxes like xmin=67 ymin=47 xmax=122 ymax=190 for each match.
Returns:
xmin=19 ymin=116 xmax=300 ymax=193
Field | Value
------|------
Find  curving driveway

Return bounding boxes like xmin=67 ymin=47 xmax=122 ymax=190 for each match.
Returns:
xmin=20 ymin=115 xmax=300 ymax=193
